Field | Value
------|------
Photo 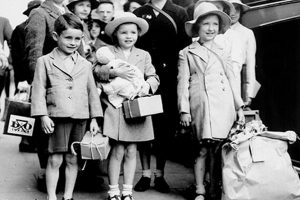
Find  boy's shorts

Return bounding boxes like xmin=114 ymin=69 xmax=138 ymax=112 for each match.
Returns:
xmin=48 ymin=118 xmax=87 ymax=154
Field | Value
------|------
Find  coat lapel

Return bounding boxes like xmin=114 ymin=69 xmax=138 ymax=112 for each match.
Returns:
xmin=50 ymin=50 xmax=70 ymax=75
xmin=188 ymin=42 xmax=208 ymax=73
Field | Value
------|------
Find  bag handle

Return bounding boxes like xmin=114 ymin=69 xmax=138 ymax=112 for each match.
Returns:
xmin=146 ymin=3 xmax=177 ymax=34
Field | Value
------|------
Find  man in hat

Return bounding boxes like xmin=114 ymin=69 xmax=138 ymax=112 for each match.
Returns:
xmin=10 ymin=0 xmax=42 ymax=153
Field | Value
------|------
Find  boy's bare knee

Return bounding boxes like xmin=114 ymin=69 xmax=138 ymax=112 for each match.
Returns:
xmin=65 ymin=154 xmax=78 ymax=166
xmin=48 ymin=154 xmax=63 ymax=168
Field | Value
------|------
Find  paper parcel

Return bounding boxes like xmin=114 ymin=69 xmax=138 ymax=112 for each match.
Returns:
xmin=123 ymin=95 xmax=163 ymax=119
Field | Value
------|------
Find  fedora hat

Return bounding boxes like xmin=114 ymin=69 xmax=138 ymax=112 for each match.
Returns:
xmin=67 ymin=0 xmax=100 ymax=10
xmin=105 ymin=12 xmax=149 ymax=38
xmin=229 ymin=0 xmax=250 ymax=12
xmin=23 ymin=0 xmax=42 ymax=16
xmin=185 ymin=2 xmax=231 ymax=37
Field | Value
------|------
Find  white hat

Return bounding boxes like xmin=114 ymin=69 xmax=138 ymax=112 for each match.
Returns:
xmin=229 ymin=0 xmax=250 ymax=12
xmin=195 ymin=0 xmax=235 ymax=16
xmin=185 ymin=2 xmax=231 ymax=37
xmin=105 ymin=12 xmax=149 ymax=38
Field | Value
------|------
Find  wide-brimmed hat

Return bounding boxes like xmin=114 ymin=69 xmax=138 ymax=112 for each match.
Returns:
xmin=185 ymin=2 xmax=231 ymax=37
xmin=23 ymin=0 xmax=42 ymax=16
xmin=67 ymin=0 xmax=100 ymax=10
xmin=229 ymin=0 xmax=250 ymax=12
xmin=195 ymin=0 xmax=235 ymax=16
xmin=105 ymin=12 xmax=149 ymax=38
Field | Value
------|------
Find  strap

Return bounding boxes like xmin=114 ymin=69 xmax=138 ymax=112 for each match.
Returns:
xmin=146 ymin=3 xmax=177 ymax=34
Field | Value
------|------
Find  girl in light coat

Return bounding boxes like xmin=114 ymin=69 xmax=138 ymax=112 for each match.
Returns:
xmin=177 ymin=2 xmax=244 ymax=200
xmin=93 ymin=12 xmax=159 ymax=200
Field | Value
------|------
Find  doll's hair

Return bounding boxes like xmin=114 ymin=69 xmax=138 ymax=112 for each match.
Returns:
xmin=54 ymin=13 xmax=83 ymax=35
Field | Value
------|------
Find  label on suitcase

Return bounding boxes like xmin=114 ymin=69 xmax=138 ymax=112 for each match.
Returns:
xmin=4 ymin=114 xmax=35 ymax=137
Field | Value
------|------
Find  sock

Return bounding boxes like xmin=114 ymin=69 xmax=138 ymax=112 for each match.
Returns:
xmin=108 ymin=184 xmax=120 ymax=197
xmin=196 ymin=184 xmax=205 ymax=194
xmin=122 ymin=184 xmax=133 ymax=196
xmin=154 ymin=169 xmax=163 ymax=178
xmin=142 ymin=169 xmax=151 ymax=178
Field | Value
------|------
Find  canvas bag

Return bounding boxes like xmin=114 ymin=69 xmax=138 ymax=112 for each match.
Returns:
xmin=222 ymin=121 xmax=300 ymax=200
xmin=71 ymin=131 xmax=110 ymax=161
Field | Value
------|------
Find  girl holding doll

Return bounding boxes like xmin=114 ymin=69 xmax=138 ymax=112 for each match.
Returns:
xmin=93 ymin=12 xmax=159 ymax=200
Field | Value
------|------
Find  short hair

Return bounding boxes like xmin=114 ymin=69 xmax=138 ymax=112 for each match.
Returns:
xmin=191 ymin=14 xmax=222 ymax=36
xmin=54 ymin=13 xmax=83 ymax=35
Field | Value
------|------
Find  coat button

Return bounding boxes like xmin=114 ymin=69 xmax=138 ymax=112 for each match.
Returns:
xmin=222 ymin=88 xmax=226 ymax=91
xmin=221 ymin=80 xmax=224 ymax=84
xmin=68 ymin=96 xmax=72 ymax=99
xmin=220 ymin=72 xmax=223 ymax=76
xmin=67 ymin=86 xmax=72 ymax=90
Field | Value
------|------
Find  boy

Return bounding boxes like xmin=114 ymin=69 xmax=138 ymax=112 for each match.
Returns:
xmin=31 ymin=13 xmax=103 ymax=200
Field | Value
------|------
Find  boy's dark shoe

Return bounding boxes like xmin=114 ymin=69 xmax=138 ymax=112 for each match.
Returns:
xmin=154 ymin=177 xmax=170 ymax=193
xmin=134 ymin=176 xmax=151 ymax=192
xmin=62 ymin=198 xmax=74 ymax=200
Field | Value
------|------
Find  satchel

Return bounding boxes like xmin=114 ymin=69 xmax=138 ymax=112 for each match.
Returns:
xmin=3 ymin=91 xmax=35 ymax=137
xmin=71 ymin=131 xmax=110 ymax=161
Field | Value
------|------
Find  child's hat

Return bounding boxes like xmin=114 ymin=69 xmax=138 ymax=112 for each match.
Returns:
xmin=195 ymin=0 xmax=235 ymax=16
xmin=229 ymin=0 xmax=250 ymax=12
xmin=185 ymin=2 xmax=231 ymax=37
xmin=105 ymin=12 xmax=149 ymax=38
xmin=23 ymin=0 xmax=42 ymax=16
xmin=67 ymin=0 xmax=100 ymax=10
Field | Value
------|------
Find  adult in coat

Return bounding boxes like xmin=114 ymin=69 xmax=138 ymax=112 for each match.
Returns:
xmin=11 ymin=0 xmax=42 ymax=153
xmin=133 ymin=0 xmax=192 ymax=193
xmin=177 ymin=2 xmax=244 ymax=200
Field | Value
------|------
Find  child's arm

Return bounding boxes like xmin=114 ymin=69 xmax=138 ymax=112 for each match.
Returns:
xmin=142 ymin=52 xmax=160 ymax=94
xmin=40 ymin=116 xmax=55 ymax=134
xmin=90 ymin=118 xmax=100 ymax=135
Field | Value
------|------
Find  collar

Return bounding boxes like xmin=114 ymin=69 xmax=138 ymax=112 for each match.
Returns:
xmin=53 ymin=48 xmax=78 ymax=64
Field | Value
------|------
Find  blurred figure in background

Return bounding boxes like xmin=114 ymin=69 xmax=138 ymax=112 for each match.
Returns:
xmin=123 ymin=0 xmax=148 ymax=12
xmin=0 ymin=16 xmax=13 ymax=102
xmin=91 ymin=0 xmax=115 ymax=45
xmin=229 ymin=0 xmax=257 ymax=106
xmin=10 ymin=0 xmax=42 ymax=153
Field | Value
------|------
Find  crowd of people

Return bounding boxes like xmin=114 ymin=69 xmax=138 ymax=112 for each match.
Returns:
xmin=0 ymin=0 xmax=257 ymax=200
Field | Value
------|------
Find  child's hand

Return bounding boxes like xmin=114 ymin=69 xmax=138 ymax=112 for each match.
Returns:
xmin=40 ymin=116 xmax=55 ymax=134
xmin=180 ymin=113 xmax=191 ymax=127
xmin=90 ymin=118 xmax=100 ymax=135
xmin=138 ymin=82 xmax=150 ymax=97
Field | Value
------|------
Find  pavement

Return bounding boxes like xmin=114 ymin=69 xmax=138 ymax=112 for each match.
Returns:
xmin=0 ymin=120 xmax=194 ymax=200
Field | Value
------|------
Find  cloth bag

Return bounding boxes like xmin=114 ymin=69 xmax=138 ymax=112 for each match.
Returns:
xmin=71 ymin=131 xmax=110 ymax=161
xmin=222 ymin=121 xmax=300 ymax=200
xmin=3 ymin=91 xmax=35 ymax=137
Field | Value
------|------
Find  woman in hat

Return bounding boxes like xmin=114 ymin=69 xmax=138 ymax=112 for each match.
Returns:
xmin=177 ymin=2 xmax=244 ymax=200
xmin=93 ymin=12 xmax=159 ymax=200
xmin=229 ymin=0 xmax=257 ymax=106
